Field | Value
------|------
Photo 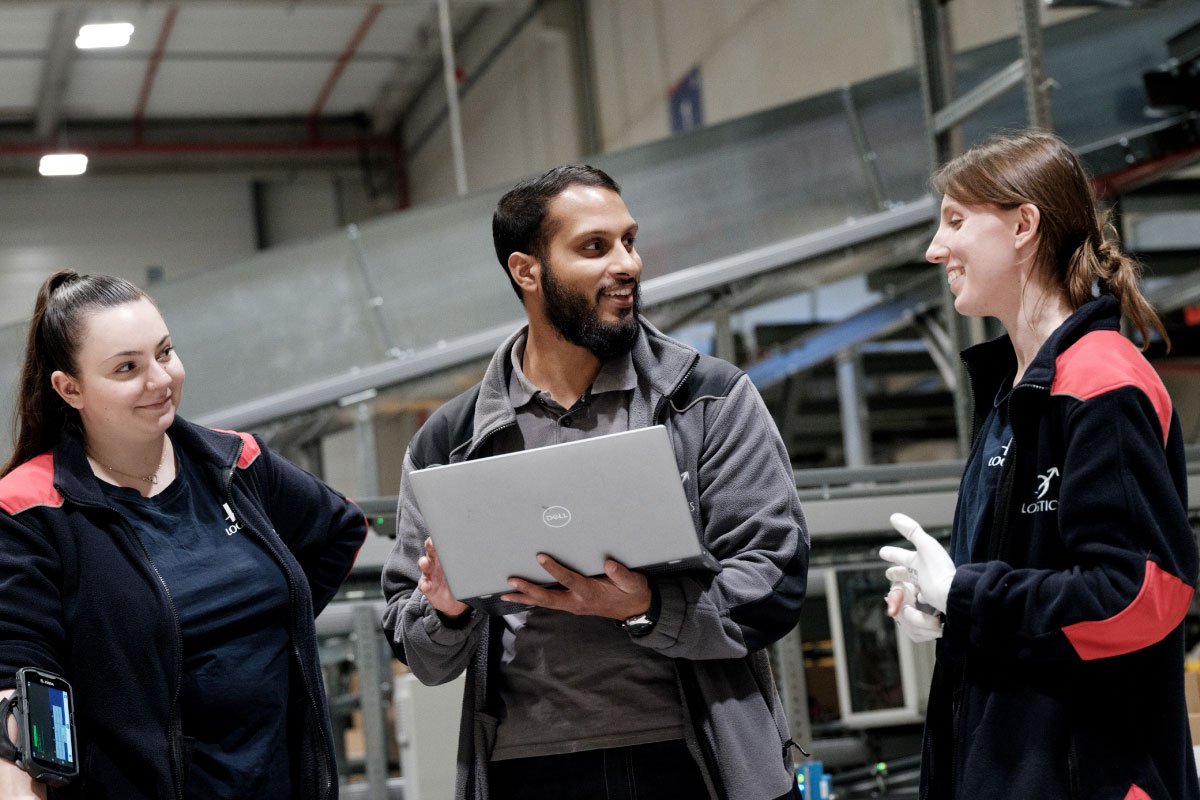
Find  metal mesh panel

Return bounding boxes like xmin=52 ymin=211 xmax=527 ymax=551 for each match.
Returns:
xmin=149 ymin=236 xmax=388 ymax=418
xmin=352 ymin=192 xmax=520 ymax=356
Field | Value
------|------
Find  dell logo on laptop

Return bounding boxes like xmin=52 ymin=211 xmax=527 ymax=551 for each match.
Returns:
xmin=543 ymin=506 xmax=572 ymax=528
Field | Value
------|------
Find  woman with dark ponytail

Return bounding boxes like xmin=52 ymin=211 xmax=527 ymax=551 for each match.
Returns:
xmin=4 ymin=271 xmax=140 ymax=475
xmin=0 ymin=271 xmax=368 ymax=799
xmin=879 ymin=130 xmax=1198 ymax=800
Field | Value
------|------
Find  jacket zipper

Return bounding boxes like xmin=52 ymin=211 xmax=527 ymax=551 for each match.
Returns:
xmin=463 ymin=420 xmax=516 ymax=462
xmin=221 ymin=443 xmax=334 ymax=799
xmin=987 ymin=383 xmax=1048 ymax=561
xmin=677 ymin=662 xmax=726 ymax=800
xmin=948 ymin=665 xmax=968 ymax=800
xmin=653 ymin=356 xmax=730 ymax=800
xmin=954 ymin=367 xmax=1053 ymax=797
xmin=652 ymin=357 xmax=699 ymax=424
xmin=987 ymin=433 xmax=1017 ymax=562
xmin=104 ymin=503 xmax=186 ymax=800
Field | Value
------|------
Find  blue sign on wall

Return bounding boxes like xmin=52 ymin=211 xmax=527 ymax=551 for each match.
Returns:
xmin=669 ymin=66 xmax=703 ymax=135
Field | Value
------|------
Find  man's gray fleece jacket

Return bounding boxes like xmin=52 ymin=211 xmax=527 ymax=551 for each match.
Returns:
xmin=380 ymin=318 xmax=810 ymax=800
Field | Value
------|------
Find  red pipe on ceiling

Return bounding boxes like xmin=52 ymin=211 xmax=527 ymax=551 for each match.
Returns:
xmin=132 ymin=5 xmax=180 ymax=143
xmin=308 ymin=4 xmax=383 ymax=138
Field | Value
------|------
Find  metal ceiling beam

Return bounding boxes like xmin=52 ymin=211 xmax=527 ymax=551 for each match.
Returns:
xmin=308 ymin=3 xmax=382 ymax=137
xmin=34 ymin=6 xmax=86 ymax=139
xmin=132 ymin=5 xmax=179 ymax=142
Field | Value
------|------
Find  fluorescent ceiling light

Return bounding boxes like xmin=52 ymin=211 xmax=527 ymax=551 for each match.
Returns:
xmin=75 ymin=22 xmax=134 ymax=49
xmin=39 ymin=154 xmax=89 ymax=177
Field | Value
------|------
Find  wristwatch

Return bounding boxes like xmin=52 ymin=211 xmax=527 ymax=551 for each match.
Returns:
xmin=621 ymin=584 xmax=661 ymax=637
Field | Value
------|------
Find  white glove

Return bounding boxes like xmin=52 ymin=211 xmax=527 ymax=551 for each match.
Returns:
xmin=879 ymin=512 xmax=956 ymax=614
xmin=885 ymin=578 xmax=943 ymax=643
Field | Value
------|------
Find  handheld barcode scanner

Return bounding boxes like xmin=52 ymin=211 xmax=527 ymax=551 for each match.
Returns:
xmin=0 ymin=667 xmax=79 ymax=787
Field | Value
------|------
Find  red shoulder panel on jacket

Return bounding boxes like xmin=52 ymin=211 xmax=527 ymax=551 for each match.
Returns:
xmin=214 ymin=428 xmax=261 ymax=469
xmin=1062 ymin=560 xmax=1193 ymax=661
xmin=1051 ymin=330 xmax=1172 ymax=446
xmin=0 ymin=453 xmax=63 ymax=515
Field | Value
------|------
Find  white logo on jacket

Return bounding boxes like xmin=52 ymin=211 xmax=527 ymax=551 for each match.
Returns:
xmin=222 ymin=502 xmax=243 ymax=536
xmin=1022 ymin=467 xmax=1060 ymax=514
xmin=988 ymin=437 xmax=1012 ymax=467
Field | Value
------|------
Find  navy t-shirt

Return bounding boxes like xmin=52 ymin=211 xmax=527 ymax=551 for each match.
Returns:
xmin=100 ymin=445 xmax=292 ymax=799
xmin=953 ymin=379 xmax=1015 ymax=565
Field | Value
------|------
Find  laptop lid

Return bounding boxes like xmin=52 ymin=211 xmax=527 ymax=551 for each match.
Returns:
xmin=408 ymin=425 xmax=719 ymax=605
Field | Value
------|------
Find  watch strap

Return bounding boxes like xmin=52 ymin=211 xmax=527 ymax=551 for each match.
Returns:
xmin=621 ymin=583 xmax=661 ymax=635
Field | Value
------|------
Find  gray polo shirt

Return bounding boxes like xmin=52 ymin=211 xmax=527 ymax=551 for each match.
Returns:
xmin=488 ymin=335 xmax=684 ymax=761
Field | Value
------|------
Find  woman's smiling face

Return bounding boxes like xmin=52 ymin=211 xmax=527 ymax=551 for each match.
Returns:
xmin=53 ymin=297 xmax=185 ymax=442
xmin=926 ymin=194 xmax=1028 ymax=322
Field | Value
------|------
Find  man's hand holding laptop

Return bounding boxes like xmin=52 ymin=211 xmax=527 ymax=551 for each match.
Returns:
xmin=500 ymin=553 xmax=651 ymax=621
xmin=419 ymin=536 xmax=651 ymax=622
xmin=417 ymin=537 xmax=470 ymax=620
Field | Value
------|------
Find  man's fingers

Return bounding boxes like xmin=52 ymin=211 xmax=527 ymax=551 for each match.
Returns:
xmin=503 ymin=578 xmax=557 ymax=607
xmin=604 ymin=559 xmax=642 ymax=593
xmin=879 ymin=545 xmax=916 ymax=569
xmin=885 ymin=565 xmax=912 ymax=584
xmin=424 ymin=538 xmax=441 ymax=567
xmin=535 ymin=554 xmax=582 ymax=587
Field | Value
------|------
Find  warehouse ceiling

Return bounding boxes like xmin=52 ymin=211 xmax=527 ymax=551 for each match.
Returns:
xmin=0 ymin=0 xmax=498 ymax=175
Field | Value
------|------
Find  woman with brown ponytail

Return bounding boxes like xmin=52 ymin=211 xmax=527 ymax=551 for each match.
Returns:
xmin=0 ymin=271 xmax=367 ymax=799
xmin=879 ymin=130 xmax=1199 ymax=799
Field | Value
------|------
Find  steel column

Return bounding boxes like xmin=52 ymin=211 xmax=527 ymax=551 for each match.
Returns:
xmin=713 ymin=309 xmax=737 ymax=363
xmin=910 ymin=0 xmax=972 ymax=456
xmin=352 ymin=399 xmax=381 ymax=498
xmin=1016 ymin=0 xmax=1053 ymax=129
xmin=771 ymin=624 xmax=812 ymax=765
xmin=436 ymin=0 xmax=469 ymax=196
xmin=352 ymin=605 xmax=391 ymax=800
xmin=835 ymin=348 xmax=871 ymax=468
xmin=910 ymin=0 xmax=957 ymax=169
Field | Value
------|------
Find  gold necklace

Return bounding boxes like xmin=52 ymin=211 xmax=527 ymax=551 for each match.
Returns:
xmin=88 ymin=447 xmax=167 ymax=485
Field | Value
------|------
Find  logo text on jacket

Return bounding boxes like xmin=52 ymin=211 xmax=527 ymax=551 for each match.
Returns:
xmin=1021 ymin=467 xmax=1060 ymax=514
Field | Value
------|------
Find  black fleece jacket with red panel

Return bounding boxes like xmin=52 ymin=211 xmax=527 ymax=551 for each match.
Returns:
xmin=0 ymin=418 xmax=367 ymax=800
xmin=921 ymin=294 xmax=1199 ymax=800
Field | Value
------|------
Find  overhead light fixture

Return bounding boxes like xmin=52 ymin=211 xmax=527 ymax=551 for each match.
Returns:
xmin=75 ymin=22 xmax=134 ymax=49
xmin=39 ymin=153 xmax=89 ymax=177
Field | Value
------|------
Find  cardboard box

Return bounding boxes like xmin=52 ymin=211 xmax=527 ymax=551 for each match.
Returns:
xmin=805 ymin=663 xmax=840 ymax=723
xmin=1186 ymin=670 xmax=1200 ymax=715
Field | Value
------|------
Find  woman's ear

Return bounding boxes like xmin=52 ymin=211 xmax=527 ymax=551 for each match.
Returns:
xmin=50 ymin=370 xmax=83 ymax=410
xmin=1014 ymin=203 xmax=1041 ymax=251
xmin=507 ymin=251 xmax=540 ymax=297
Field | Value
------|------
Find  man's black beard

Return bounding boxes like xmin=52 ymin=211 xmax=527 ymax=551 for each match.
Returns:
xmin=541 ymin=259 xmax=641 ymax=361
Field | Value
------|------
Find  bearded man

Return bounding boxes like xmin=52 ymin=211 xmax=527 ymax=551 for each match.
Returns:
xmin=381 ymin=165 xmax=809 ymax=800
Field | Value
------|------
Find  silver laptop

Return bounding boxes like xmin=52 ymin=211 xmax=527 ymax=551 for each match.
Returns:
xmin=408 ymin=425 xmax=721 ymax=609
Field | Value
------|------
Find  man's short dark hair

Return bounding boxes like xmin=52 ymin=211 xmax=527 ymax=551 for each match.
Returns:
xmin=492 ymin=164 xmax=621 ymax=301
